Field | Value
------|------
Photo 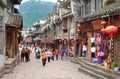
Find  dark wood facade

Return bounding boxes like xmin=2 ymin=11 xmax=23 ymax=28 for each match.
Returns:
xmin=6 ymin=26 xmax=19 ymax=58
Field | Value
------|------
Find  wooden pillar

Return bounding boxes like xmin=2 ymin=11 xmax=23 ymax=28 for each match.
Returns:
xmin=87 ymin=31 xmax=93 ymax=59
xmin=16 ymin=28 xmax=19 ymax=55
xmin=12 ymin=28 xmax=15 ymax=57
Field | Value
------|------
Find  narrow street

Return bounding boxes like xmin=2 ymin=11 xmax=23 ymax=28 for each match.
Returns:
xmin=2 ymin=52 xmax=96 ymax=79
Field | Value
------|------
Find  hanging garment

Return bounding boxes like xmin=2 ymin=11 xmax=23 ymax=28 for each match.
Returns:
xmin=96 ymin=33 xmax=102 ymax=45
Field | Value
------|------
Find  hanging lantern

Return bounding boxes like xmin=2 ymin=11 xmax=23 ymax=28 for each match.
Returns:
xmin=77 ymin=29 xmax=81 ymax=32
xmin=110 ymin=25 xmax=118 ymax=35
xmin=105 ymin=26 xmax=113 ymax=34
xmin=101 ymin=21 xmax=106 ymax=25
xmin=105 ymin=25 xmax=118 ymax=35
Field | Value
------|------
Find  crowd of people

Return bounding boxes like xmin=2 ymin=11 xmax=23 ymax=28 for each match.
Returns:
xmin=19 ymin=45 xmax=67 ymax=67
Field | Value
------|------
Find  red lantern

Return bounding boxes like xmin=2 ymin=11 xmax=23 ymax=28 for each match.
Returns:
xmin=105 ymin=25 xmax=118 ymax=35
xmin=77 ymin=29 xmax=81 ymax=33
xmin=101 ymin=21 xmax=106 ymax=25
xmin=110 ymin=25 xmax=118 ymax=35
xmin=105 ymin=26 xmax=113 ymax=34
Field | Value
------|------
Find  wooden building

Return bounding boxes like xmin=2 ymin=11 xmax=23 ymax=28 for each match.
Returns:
xmin=5 ymin=0 xmax=23 ymax=74
xmin=77 ymin=0 xmax=120 ymax=68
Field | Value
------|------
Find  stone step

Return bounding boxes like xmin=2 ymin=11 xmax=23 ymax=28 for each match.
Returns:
xmin=77 ymin=57 xmax=119 ymax=75
xmin=72 ymin=57 xmax=120 ymax=79
xmin=78 ymin=66 xmax=108 ymax=79
xmin=82 ymin=63 xmax=120 ymax=79
xmin=71 ymin=58 xmax=79 ymax=63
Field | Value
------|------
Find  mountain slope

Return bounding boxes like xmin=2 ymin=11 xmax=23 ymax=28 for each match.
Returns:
xmin=19 ymin=0 xmax=54 ymax=29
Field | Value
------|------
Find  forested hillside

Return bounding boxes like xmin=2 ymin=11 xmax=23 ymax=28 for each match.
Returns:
xmin=19 ymin=0 xmax=54 ymax=29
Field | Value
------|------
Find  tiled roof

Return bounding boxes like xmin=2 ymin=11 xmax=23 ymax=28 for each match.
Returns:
xmin=79 ymin=2 xmax=120 ymax=22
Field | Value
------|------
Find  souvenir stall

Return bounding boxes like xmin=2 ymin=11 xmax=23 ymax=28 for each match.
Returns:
xmin=101 ymin=25 xmax=118 ymax=68
xmin=91 ymin=25 xmax=118 ymax=69
xmin=90 ymin=20 xmax=113 ymax=65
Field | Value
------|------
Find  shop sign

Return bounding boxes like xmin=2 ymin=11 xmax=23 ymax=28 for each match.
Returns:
xmin=91 ymin=20 xmax=103 ymax=30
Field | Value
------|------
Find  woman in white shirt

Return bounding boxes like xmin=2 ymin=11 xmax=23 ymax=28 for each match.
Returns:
xmin=46 ymin=49 xmax=52 ymax=62
xmin=91 ymin=47 xmax=96 ymax=58
xmin=82 ymin=45 xmax=87 ymax=57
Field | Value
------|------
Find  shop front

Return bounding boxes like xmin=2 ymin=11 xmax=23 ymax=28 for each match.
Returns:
xmin=80 ymin=22 xmax=92 ymax=58
xmin=90 ymin=16 xmax=119 ymax=69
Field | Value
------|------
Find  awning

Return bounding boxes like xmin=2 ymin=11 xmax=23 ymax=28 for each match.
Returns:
xmin=6 ymin=13 xmax=22 ymax=27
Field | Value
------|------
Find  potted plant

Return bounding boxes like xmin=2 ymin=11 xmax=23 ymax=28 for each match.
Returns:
xmin=112 ymin=61 xmax=119 ymax=72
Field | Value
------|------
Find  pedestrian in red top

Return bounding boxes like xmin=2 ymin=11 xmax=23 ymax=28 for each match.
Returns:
xmin=25 ymin=48 xmax=29 ymax=62
xmin=55 ymin=48 xmax=59 ymax=60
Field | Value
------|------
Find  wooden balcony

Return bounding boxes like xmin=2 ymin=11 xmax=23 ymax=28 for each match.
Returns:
xmin=6 ymin=13 xmax=22 ymax=27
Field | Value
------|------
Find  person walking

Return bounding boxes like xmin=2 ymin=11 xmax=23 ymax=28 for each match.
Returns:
xmin=82 ymin=45 xmax=87 ymax=57
xmin=41 ymin=50 xmax=47 ymax=66
xmin=55 ymin=48 xmax=59 ymax=60
xmin=46 ymin=49 xmax=51 ymax=62
xmin=28 ymin=49 xmax=31 ymax=61
xmin=25 ymin=48 xmax=29 ymax=62
xmin=21 ymin=48 xmax=25 ymax=62
xmin=35 ymin=47 xmax=37 ymax=59
xmin=61 ymin=49 xmax=65 ymax=60
xmin=51 ymin=49 xmax=55 ymax=61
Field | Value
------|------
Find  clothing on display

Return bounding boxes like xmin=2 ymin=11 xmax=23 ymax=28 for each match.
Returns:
xmin=90 ymin=38 xmax=95 ymax=43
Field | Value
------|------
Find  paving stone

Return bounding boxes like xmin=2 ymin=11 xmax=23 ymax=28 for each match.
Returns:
xmin=2 ymin=48 xmax=96 ymax=79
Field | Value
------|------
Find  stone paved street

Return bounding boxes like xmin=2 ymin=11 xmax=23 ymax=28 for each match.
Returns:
xmin=2 ymin=52 xmax=96 ymax=79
